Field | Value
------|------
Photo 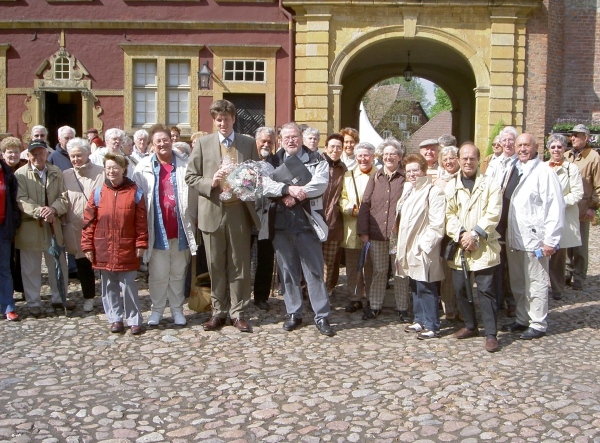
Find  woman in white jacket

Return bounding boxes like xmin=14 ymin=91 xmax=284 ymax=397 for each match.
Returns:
xmin=133 ymin=125 xmax=198 ymax=327
xmin=547 ymin=134 xmax=583 ymax=300
xmin=396 ymin=154 xmax=446 ymax=339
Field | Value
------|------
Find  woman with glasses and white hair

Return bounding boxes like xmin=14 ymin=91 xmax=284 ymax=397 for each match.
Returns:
xmin=62 ymin=137 xmax=105 ymax=312
xmin=547 ymin=133 xmax=583 ymax=300
xmin=90 ymin=128 xmax=126 ymax=167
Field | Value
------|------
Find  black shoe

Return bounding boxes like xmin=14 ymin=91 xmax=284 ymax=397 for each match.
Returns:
xmin=316 ymin=318 xmax=336 ymax=337
xmin=397 ymin=310 xmax=411 ymax=323
xmin=254 ymin=300 xmax=270 ymax=311
xmin=552 ymin=292 xmax=563 ymax=300
xmin=68 ymin=272 xmax=79 ymax=280
xmin=572 ymin=280 xmax=583 ymax=291
xmin=362 ymin=306 xmax=380 ymax=320
xmin=501 ymin=321 xmax=528 ymax=333
xmin=283 ymin=314 xmax=302 ymax=331
xmin=345 ymin=301 xmax=363 ymax=313
xmin=519 ymin=327 xmax=546 ymax=340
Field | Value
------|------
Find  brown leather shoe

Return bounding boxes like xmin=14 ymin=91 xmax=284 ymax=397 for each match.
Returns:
xmin=203 ymin=316 xmax=226 ymax=331
xmin=110 ymin=321 xmax=124 ymax=333
xmin=232 ymin=318 xmax=253 ymax=333
xmin=485 ymin=337 xmax=499 ymax=353
xmin=454 ymin=327 xmax=479 ymax=339
xmin=506 ymin=305 xmax=517 ymax=317
xmin=130 ymin=325 xmax=143 ymax=335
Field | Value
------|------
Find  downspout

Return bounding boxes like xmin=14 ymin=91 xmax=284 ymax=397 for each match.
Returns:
xmin=279 ymin=0 xmax=294 ymax=122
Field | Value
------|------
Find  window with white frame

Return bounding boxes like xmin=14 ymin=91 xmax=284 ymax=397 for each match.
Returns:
xmin=402 ymin=131 xmax=411 ymax=140
xmin=411 ymin=115 xmax=420 ymax=124
xmin=382 ymin=130 xmax=392 ymax=139
xmin=167 ymin=61 xmax=190 ymax=125
xmin=398 ymin=114 xmax=407 ymax=130
xmin=223 ymin=60 xmax=266 ymax=82
xmin=55 ymin=57 xmax=70 ymax=80
xmin=133 ymin=61 xmax=157 ymax=125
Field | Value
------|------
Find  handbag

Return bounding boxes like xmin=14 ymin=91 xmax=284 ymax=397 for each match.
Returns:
xmin=188 ymin=271 xmax=212 ymax=313
xmin=441 ymin=235 xmax=459 ymax=261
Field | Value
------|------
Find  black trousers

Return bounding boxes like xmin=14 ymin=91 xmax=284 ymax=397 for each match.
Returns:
xmin=10 ymin=244 xmax=23 ymax=293
xmin=254 ymin=238 xmax=274 ymax=302
xmin=453 ymin=265 xmax=498 ymax=337
xmin=495 ymin=244 xmax=515 ymax=307
xmin=75 ymin=257 xmax=96 ymax=299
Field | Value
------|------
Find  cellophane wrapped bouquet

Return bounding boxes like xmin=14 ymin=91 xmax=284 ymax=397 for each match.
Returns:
xmin=220 ymin=160 xmax=271 ymax=201
xmin=218 ymin=155 xmax=239 ymax=201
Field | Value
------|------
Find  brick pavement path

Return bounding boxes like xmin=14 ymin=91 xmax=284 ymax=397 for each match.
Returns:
xmin=1 ymin=229 xmax=600 ymax=442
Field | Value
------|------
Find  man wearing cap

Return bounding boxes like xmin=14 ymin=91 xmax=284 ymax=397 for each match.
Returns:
xmin=419 ymin=138 xmax=441 ymax=181
xmin=565 ymin=124 xmax=600 ymax=291
xmin=48 ymin=126 xmax=75 ymax=171
xmin=15 ymin=140 xmax=72 ymax=317
xmin=86 ymin=128 xmax=105 ymax=152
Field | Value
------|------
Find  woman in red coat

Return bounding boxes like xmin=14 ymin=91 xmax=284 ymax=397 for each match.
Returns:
xmin=81 ymin=153 xmax=148 ymax=334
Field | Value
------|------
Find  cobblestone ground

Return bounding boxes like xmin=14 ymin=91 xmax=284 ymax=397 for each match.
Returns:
xmin=1 ymin=230 xmax=600 ymax=443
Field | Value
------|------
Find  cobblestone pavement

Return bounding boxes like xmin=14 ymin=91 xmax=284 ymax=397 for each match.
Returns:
xmin=1 ymin=230 xmax=600 ymax=443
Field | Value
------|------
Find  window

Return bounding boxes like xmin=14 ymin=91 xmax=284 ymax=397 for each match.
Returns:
xmin=55 ymin=57 xmax=70 ymax=80
xmin=398 ymin=114 xmax=407 ymax=130
xmin=133 ymin=61 xmax=157 ymax=125
xmin=223 ymin=60 xmax=266 ymax=82
xmin=382 ymin=130 xmax=392 ymax=139
xmin=411 ymin=115 xmax=420 ymax=124
xmin=167 ymin=61 xmax=190 ymax=125
xmin=402 ymin=131 xmax=411 ymax=140
xmin=392 ymin=114 xmax=399 ymax=123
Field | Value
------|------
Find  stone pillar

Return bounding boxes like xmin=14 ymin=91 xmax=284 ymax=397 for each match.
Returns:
xmin=82 ymin=90 xmax=92 ymax=132
xmin=295 ymin=12 xmax=331 ymax=135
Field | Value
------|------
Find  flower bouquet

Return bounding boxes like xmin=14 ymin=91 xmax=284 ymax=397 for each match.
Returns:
xmin=218 ymin=155 xmax=239 ymax=201
xmin=221 ymin=160 xmax=271 ymax=201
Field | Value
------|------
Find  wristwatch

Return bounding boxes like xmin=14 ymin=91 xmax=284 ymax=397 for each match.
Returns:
xmin=470 ymin=230 xmax=479 ymax=240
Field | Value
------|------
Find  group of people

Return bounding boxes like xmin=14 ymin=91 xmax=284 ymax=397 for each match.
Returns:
xmin=0 ymin=101 xmax=598 ymax=353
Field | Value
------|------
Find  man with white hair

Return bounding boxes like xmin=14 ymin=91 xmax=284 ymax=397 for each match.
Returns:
xmin=419 ymin=138 xmax=441 ymax=180
xmin=502 ymin=133 xmax=564 ymax=340
xmin=48 ymin=126 xmax=75 ymax=171
xmin=485 ymin=126 xmax=518 ymax=185
xmin=21 ymin=126 xmax=52 ymax=161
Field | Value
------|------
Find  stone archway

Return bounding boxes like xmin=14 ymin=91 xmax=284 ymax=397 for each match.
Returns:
xmin=289 ymin=2 xmax=540 ymax=150
xmin=329 ymin=26 xmax=488 ymax=145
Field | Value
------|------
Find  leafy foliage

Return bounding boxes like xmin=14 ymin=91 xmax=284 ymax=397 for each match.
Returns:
xmin=429 ymin=86 xmax=452 ymax=118
xmin=485 ymin=119 xmax=504 ymax=157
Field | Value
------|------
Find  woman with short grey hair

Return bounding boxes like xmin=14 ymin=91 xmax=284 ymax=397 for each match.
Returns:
xmin=303 ymin=127 xmax=320 ymax=152
xmin=62 ymin=137 xmax=105 ymax=312
xmin=90 ymin=128 xmax=126 ymax=166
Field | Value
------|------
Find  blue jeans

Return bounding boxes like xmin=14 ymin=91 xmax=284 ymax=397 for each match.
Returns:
xmin=410 ymin=278 xmax=440 ymax=332
xmin=0 ymin=238 xmax=15 ymax=314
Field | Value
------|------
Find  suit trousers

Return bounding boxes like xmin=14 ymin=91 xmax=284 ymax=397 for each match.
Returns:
xmin=273 ymin=229 xmax=330 ymax=321
xmin=253 ymin=238 xmax=274 ymax=302
xmin=453 ymin=265 xmax=498 ymax=336
xmin=507 ymin=249 xmax=549 ymax=332
xmin=369 ymin=240 xmax=410 ymax=311
xmin=440 ymin=259 xmax=457 ymax=316
xmin=20 ymin=249 xmax=68 ymax=307
xmin=567 ymin=220 xmax=589 ymax=282
xmin=101 ymin=270 xmax=142 ymax=326
xmin=148 ymin=238 xmax=191 ymax=315
xmin=495 ymin=244 xmax=516 ymax=308
xmin=202 ymin=202 xmax=252 ymax=320
xmin=345 ymin=247 xmax=372 ymax=302
xmin=549 ymin=247 xmax=567 ymax=296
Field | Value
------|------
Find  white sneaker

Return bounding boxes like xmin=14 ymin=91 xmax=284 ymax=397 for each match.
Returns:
xmin=172 ymin=311 xmax=187 ymax=326
xmin=147 ymin=312 xmax=162 ymax=326
xmin=404 ymin=323 xmax=423 ymax=333
xmin=83 ymin=299 xmax=95 ymax=312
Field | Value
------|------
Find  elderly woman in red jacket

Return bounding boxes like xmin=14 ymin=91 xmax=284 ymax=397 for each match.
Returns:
xmin=81 ymin=152 xmax=148 ymax=334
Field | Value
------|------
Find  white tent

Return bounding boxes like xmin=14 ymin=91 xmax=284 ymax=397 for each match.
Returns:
xmin=358 ymin=101 xmax=383 ymax=147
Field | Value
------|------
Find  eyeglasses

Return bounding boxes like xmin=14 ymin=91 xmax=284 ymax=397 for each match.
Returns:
xmin=105 ymin=166 xmax=123 ymax=171
xmin=492 ymin=143 xmax=500 ymax=147
xmin=282 ymin=135 xmax=300 ymax=142
xmin=442 ymin=157 xmax=458 ymax=163
xmin=460 ymin=157 xmax=478 ymax=163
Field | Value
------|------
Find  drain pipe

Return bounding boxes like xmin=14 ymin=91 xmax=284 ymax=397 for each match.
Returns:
xmin=279 ymin=0 xmax=294 ymax=122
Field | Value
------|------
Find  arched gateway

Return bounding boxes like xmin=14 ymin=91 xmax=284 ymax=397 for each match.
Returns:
xmin=288 ymin=1 xmax=540 ymax=149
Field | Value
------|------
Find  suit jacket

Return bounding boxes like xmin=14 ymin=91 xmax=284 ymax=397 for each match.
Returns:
xmin=185 ymin=132 xmax=260 ymax=232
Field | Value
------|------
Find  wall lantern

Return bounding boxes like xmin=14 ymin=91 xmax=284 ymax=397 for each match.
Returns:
xmin=403 ymin=51 xmax=414 ymax=82
xmin=198 ymin=61 xmax=212 ymax=90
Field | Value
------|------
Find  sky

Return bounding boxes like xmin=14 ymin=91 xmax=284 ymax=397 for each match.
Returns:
xmin=421 ymin=78 xmax=436 ymax=106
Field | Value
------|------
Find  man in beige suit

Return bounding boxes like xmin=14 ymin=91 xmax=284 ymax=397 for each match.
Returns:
xmin=185 ymin=100 xmax=260 ymax=333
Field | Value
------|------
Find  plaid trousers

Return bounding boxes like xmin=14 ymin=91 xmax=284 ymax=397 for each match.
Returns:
xmin=322 ymin=241 xmax=340 ymax=293
xmin=345 ymin=247 xmax=373 ymax=301
xmin=369 ymin=240 xmax=410 ymax=311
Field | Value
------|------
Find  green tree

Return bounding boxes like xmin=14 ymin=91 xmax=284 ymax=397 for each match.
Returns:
xmin=377 ymin=77 xmax=430 ymax=112
xmin=429 ymin=85 xmax=452 ymax=118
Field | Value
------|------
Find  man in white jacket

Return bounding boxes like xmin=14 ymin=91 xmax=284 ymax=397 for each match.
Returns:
xmin=503 ymin=133 xmax=564 ymax=340
xmin=133 ymin=124 xmax=198 ymax=327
